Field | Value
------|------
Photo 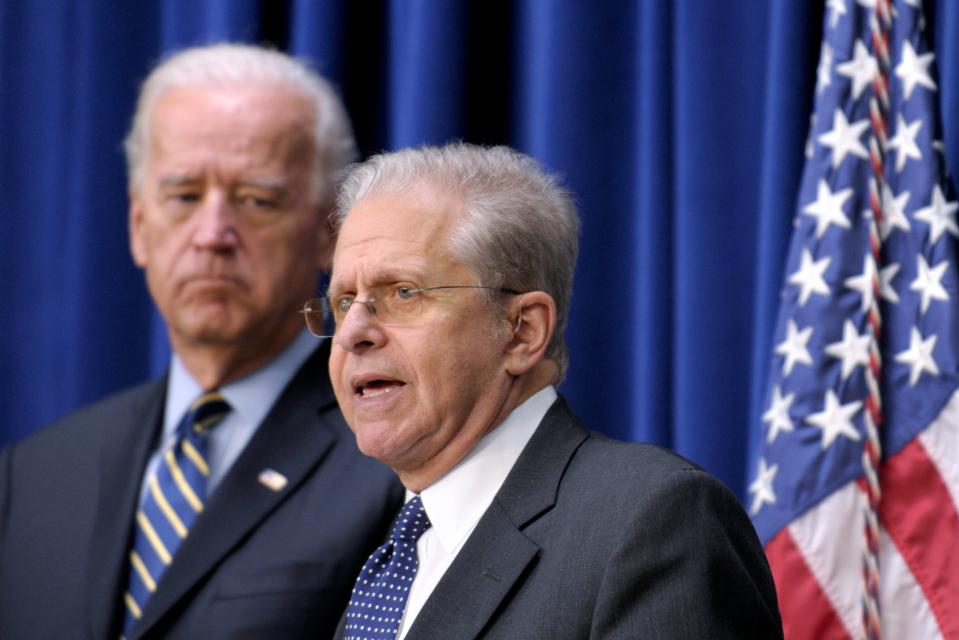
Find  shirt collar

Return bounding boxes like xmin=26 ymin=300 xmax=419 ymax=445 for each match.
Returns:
xmin=164 ymin=329 xmax=321 ymax=439
xmin=413 ymin=385 xmax=558 ymax=555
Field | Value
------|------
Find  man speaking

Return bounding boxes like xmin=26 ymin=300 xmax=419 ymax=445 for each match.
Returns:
xmin=307 ymin=143 xmax=783 ymax=639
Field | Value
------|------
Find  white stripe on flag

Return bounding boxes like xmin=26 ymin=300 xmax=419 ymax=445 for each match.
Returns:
xmin=918 ymin=389 xmax=959 ymax=513
xmin=788 ymin=482 xmax=864 ymax=638
xmin=879 ymin=527 xmax=941 ymax=640
xmin=789 ymin=478 xmax=947 ymax=639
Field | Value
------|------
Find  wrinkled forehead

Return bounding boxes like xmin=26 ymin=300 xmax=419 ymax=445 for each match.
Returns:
xmin=152 ymin=80 xmax=315 ymax=126
xmin=148 ymin=84 xmax=317 ymax=163
xmin=330 ymin=186 xmax=471 ymax=287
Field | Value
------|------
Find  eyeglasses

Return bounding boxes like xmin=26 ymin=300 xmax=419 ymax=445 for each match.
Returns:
xmin=300 ymin=284 xmax=519 ymax=337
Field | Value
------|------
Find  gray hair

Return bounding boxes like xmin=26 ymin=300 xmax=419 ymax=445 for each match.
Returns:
xmin=333 ymin=143 xmax=580 ymax=377
xmin=124 ymin=42 xmax=356 ymax=206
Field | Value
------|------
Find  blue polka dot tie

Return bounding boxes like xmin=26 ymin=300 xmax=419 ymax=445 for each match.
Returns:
xmin=344 ymin=496 xmax=432 ymax=640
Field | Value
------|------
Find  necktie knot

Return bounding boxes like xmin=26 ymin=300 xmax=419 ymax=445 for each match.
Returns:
xmin=389 ymin=496 xmax=431 ymax=543
xmin=344 ymin=496 xmax=432 ymax=639
xmin=183 ymin=391 xmax=231 ymax=436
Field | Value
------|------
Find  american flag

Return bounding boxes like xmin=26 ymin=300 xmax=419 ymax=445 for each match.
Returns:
xmin=750 ymin=0 xmax=959 ymax=638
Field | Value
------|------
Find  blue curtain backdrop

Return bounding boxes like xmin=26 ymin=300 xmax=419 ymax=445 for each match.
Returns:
xmin=2 ymin=1 xmax=958 ymax=502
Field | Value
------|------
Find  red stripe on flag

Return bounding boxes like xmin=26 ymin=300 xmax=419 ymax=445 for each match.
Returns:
xmin=765 ymin=529 xmax=850 ymax=639
xmin=880 ymin=437 xmax=959 ymax=638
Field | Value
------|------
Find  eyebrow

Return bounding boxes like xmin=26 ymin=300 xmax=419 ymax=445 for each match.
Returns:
xmin=157 ymin=175 xmax=199 ymax=189
xmin=237 ymin=178 xmax=288 ymax=192
xmin=155 ymin=176 xmax=291 ymax=202
xmin=156 ymin=175 xmax=289 ymax=188
xmin=327 ymin=269 xmax=427 ymax=296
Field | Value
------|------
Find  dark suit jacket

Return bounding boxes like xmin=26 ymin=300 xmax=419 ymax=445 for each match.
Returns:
xmin=338 ymin=397 xmax=782 ymax=639
xmin=0 ymin=340 xmax=404 ymax=639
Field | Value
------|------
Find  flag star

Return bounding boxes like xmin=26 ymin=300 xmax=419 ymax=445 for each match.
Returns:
xmin=816 ymin=42 xmax=834 ymax=94
xmin=803 ymin=179 xmax=853 ymax=238
xmin=789 ymin=249 xmax=832 ymax=306
xmin=909 ymin=255 xmax=949 ymax=314
xmin=880 ymin=262 xmax=901 ymax=304
xmin=880 ymin=185 xmax=911 ymax=240
xmin=895 ymin=41 xmax=937 ymax=100
xmin=775 ymin=319 xmax=814 ymax=376
xmin=827 ymin=0 xmax=847 ymax=28
xmin=844 ymin=254 xmax=876 ymax=312
xmin=914 ymin=184 xmax=959 ymax=243
xmin=763 ymin=386 xmax=796 ymax=443
xmin=817 ymin=108 xmax=869 ymax=168
xmin=887 ymin=114 xmax=923 ymax=172
xmin=749 ymin=458 xmax=778 ymax=515
xmin=824 ymin=320 xmax=871 ymax=380
xmin=894 ymin=327 xmax=939 ymax=386
xmin=836 ymin=40 xmax=877 ymax=100
xmin=806 ymin=390 xmax=862 ymax=449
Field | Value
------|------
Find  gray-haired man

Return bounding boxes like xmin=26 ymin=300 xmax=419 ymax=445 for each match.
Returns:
xmin=0 ymin=43 xmax=402 ymax=639
xmin=309 ymin=143 xmax=782 ymax=639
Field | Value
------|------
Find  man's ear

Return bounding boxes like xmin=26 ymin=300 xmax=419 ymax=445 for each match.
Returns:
xmin=316 ymin=210 xmax=335 ymax=273
xmin=129 ymin=190 xmax=148 ymax=268
xmin=503 ymin=291 xmax=557 ymax=376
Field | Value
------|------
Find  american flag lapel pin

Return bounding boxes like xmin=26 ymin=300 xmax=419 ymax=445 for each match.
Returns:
xmin=258 ymin=468 xmax=288 ymax=492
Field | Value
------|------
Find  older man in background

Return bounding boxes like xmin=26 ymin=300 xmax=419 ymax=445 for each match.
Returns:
xmin=0 ymin=43 xmax=402 ymax=639
xmin=309 ymin=143 xmax=782 ymax=639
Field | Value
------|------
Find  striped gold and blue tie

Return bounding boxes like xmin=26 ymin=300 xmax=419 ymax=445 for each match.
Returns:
xmin=121 ymin=391 xmax=231 ymax=638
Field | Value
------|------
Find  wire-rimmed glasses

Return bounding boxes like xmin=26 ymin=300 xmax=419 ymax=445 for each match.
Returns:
xmin=300 ymin=284 xmax=519 ymax=337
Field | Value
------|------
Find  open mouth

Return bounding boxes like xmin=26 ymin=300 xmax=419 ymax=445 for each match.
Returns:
xmin=355 ymin=379 xmax=406 ymax=398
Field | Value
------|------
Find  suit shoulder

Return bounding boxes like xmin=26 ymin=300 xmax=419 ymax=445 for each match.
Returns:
xmin=8 ymin=378 xmax=164 ymax=454
xmin=563 ymin=433 xmax=747 ymax=516
xmin=537 ymin=399 xmax=736 ymax=505
xmin=578 ymin=433 xmax=705 ymax=479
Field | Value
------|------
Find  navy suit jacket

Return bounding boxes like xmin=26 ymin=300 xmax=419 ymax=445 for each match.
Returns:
xmin=338 ymin=397 xmax=782 ymax=639
xmin=0 ymin=340 xmax=404 ymax=639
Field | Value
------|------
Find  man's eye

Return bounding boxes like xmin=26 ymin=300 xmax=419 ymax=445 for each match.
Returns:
xmin=335 ymin=296 xmax=354 ymax=313
xmin=169 ymin=193 xmax=199 ymax=203
xmin=239 ymin=195 xmax=277 ymax=209
xmin=395 ymin=286 xmax=419 ymax=301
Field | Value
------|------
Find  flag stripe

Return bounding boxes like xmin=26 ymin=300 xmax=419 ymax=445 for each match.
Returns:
xmin=788 ymin=482 xmax=864 ymax=638
xmin=780 ymin=478 xmax=946 ymax=639
xmin=879 ymin=436 xmax=959 ymax=638
xmin=877 ymin=528 xmax=941 ymax=640
xmin=917 ymin=389 xmax=959 ymax=513
xmin=765 ymin=529 xmax=850 ymax=640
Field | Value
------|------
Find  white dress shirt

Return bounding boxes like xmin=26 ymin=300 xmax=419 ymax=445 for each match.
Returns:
xmin=396 ymin=385 xmax=557 ymax=639
xmin=137 ymin=329 xmax=321 ymax=504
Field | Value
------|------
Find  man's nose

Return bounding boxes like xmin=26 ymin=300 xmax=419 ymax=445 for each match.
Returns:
xmin=333 ymin=301 xmax=385 ymax=354
xmin=192 ymin=193 xmax=239 ymax=249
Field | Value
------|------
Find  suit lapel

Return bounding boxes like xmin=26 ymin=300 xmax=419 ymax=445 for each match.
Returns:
xmin=406 ymin=398 xmax=589 ymax=640
xmin=131 ymin=342 xmax=339 ymax=639
xmin=87 ymin=379 xmax=167 ymax=640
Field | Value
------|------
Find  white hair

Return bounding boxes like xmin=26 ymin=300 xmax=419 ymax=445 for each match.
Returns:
xmin=333 ymin=143 xmax=580 ymax=377
xmin=124 ymin=42 xmax=356 ymax=206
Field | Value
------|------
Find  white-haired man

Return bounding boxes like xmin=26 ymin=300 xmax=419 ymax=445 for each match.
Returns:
xmin=0 ymin=43 xmax=402 ymax=639
xmin=307 ymin=143 xmax=782 ymax=639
